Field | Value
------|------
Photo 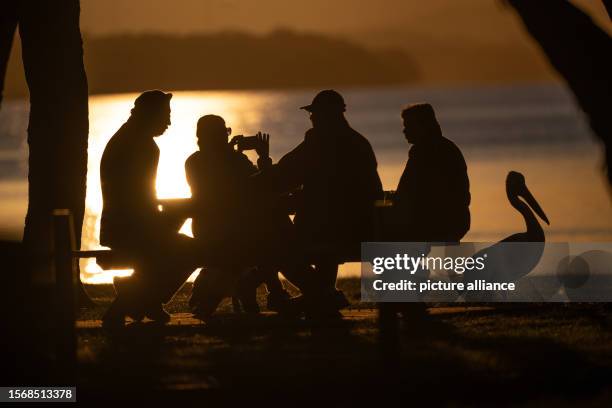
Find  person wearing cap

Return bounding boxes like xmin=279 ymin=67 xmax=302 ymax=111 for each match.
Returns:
xmin=99 ymin=90 xmax=195 ymax=327
xmin=253 ymin=89 xmax=383 ymax=317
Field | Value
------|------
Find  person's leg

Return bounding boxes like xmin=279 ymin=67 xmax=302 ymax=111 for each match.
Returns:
xmin=102 ymin=275 xmax=140 ymax=328
xmin=234 ymin=267 xmax=262 ymax=313
xmin=296 ymin=261 xmax=349 ymax=319
xmin=257 ymin=267 xmax=295 ymax=313
xmin=232 ymin=266 xmax=286 ymax=310
xmin=263 ymin=268 xmax=284 ymax=295
xmin=190 ymin=268 xmax=207 ymax=310
xmin=278 ymin=263 xmax=316 ymax=295
xmin=137 ymin=261 xmax=178 ymax=323
xmin=121 ymin=232 xmax=195 ymax=322
xmin=316 ymin=261 xmax=339 ymax=292
xmin=102 ymin=217 xmax=194 ymax=326
xmin=145 ymin=221 xmax=198 ymax=300
xmin=103 ymin=269 xmax=155 ymax=326
xmin=190 ymin=266 xmax=241 ymax=319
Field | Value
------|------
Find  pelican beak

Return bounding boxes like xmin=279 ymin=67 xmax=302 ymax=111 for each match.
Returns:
xmin=521 ymin=185 xmax=550 ymax=225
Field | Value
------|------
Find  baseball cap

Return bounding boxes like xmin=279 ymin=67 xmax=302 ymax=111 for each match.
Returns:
xmin=300 ymin=90 xmax=346 ymax=113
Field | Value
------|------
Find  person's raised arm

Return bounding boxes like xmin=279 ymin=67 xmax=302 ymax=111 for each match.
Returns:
xmin=251 ymin=131 xmax=309 ymax=194
xmin=255 ymin=131 xmax=273 ymax=170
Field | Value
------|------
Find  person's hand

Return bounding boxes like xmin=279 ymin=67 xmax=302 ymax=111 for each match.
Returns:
xmin=255 ymin=131 xmax=270 ymax=158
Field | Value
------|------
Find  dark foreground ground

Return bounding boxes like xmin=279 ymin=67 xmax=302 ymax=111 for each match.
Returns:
xmin=74 ymin=279 xmax=612 ymax=405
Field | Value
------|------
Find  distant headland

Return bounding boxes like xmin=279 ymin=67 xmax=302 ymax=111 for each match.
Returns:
xmin=3 ymin=29 xmax=420 ymax=97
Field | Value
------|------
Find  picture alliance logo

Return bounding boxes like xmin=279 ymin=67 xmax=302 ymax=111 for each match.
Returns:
xmin=371 ymin=253 xmax=488 ymax=275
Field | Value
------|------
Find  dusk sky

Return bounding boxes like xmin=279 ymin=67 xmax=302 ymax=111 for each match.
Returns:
xmin=4 ymin=0 xmax=611 ymax=94
xmin=80 ymin=0 xmax=611 ymax=44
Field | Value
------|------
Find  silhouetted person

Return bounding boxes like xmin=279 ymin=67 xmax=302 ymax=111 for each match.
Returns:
xmin=100 ymin=90 xmax=194 ymax=327
xmin=385 ymin=103 xmax=470 ymax=330
xmin=254 ymin=90 xmax=383 ymax=317
xmin=185 ymin=115 xmax=291 ymax=318
xmin=391 ymin=103 xmax=470 ymax=242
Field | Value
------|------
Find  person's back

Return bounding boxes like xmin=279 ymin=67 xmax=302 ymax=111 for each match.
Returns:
xmin=100 ymin=123 xmax=160 ymax=248
xmin=393 ymin=103 xmax=470 ymax=242
xmin=186 ymin=146 xmax=258 ymax=241
xmin=296 ymin=124 xmax=382 ymax=243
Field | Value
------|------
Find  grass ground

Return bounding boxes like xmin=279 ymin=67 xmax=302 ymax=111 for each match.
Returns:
xmin=76 ymin=279 xmax=612 ymax=404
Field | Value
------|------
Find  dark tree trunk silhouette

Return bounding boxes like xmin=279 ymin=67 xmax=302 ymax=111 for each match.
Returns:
xmin=509 ymin=0 xmax=612 ymax=186
xmin=1 ymin=1 xmax=91 ymax=303
xmin=0 ymin=1 xmax=17 ymax=107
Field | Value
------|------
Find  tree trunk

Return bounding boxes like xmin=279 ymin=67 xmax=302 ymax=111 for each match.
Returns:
xmin=18 ymin=1 xmax=89 ymax=290
xmin=0 ymin=0 xmax=17 ymax=107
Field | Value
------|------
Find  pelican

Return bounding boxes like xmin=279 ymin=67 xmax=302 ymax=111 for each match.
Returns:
xmin=499 ymin=171 xmax=549 ymax=243
xmin=462 ymin=171 xmax=550 ymax=296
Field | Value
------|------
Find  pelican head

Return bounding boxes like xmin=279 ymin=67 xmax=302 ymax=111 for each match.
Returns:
xmin=506 ymin=171 xmax=550 ymax=225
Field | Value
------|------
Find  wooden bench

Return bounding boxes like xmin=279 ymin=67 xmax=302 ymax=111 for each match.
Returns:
xmin=73 ymin=195 xmax=376 ymax=270
xmin=51 ymin=195 xmax=449 ymax=367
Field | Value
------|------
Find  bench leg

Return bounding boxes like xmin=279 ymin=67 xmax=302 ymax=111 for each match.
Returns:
xmin=379 ymin=303 xmax=400 ymax=366
xmin=52 ymin=209 xmax=77 ymax=382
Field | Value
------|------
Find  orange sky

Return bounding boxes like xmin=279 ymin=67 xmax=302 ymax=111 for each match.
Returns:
xmin=4 ymin=0 xmax=611 ymax=95
xmin=80 ymin=0 xmax=611 ymax=44
xmin=77 ymin=0 xmax=611 ymax=84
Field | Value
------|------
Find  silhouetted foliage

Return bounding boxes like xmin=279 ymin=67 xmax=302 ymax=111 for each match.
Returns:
xmin=509 ymin=0 xmax=612 ymax=185
xmin=0 ymin=2 xmax=17 ymax=106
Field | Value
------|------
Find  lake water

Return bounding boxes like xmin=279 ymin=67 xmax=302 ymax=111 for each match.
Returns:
xmin=1 ymin=84 xmax=611 ymax=283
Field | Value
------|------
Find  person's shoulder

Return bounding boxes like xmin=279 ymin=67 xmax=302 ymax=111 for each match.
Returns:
xmin=186 ymin=151 xmax=200 ymax=164
xmin=109 ymin=123 xmax=137 ymax=147
xmin=300 ymin=128 xmax=320 ymax=152
xmin=434 ymin=136 xmax=467 ymax=169
xmin=304 ymin=128 xmax=317 ymax=142
xmin=440 ymin=136 xmax=465 ymax=157
xmin=104 ymin=126 xmax=127 ymax=148
xmin=346 ymin=126 xmax=368 ymax=142
xmin=101 ymin=127 xmax=126 ymax=162
xmin=186 ymin=151 xmax=206 ymax=174
xmin=347 ymin=127 xmax=376 ymax=153
xmin=439 ymin=135 xmax=457 ymax=148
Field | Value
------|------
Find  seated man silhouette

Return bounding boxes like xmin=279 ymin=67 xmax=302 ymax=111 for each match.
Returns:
xmin=185 ymin=115 xmax=291 ymax=319
xmin=99 ymin=90 xmax=195 ymax=327
xmin=390 ymin=103 xmax=470 ymax=242
xmin=387 ymin=103 xmax=471 ymax=328
xmin=253 ymin=90 xmax=383 ymax=318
